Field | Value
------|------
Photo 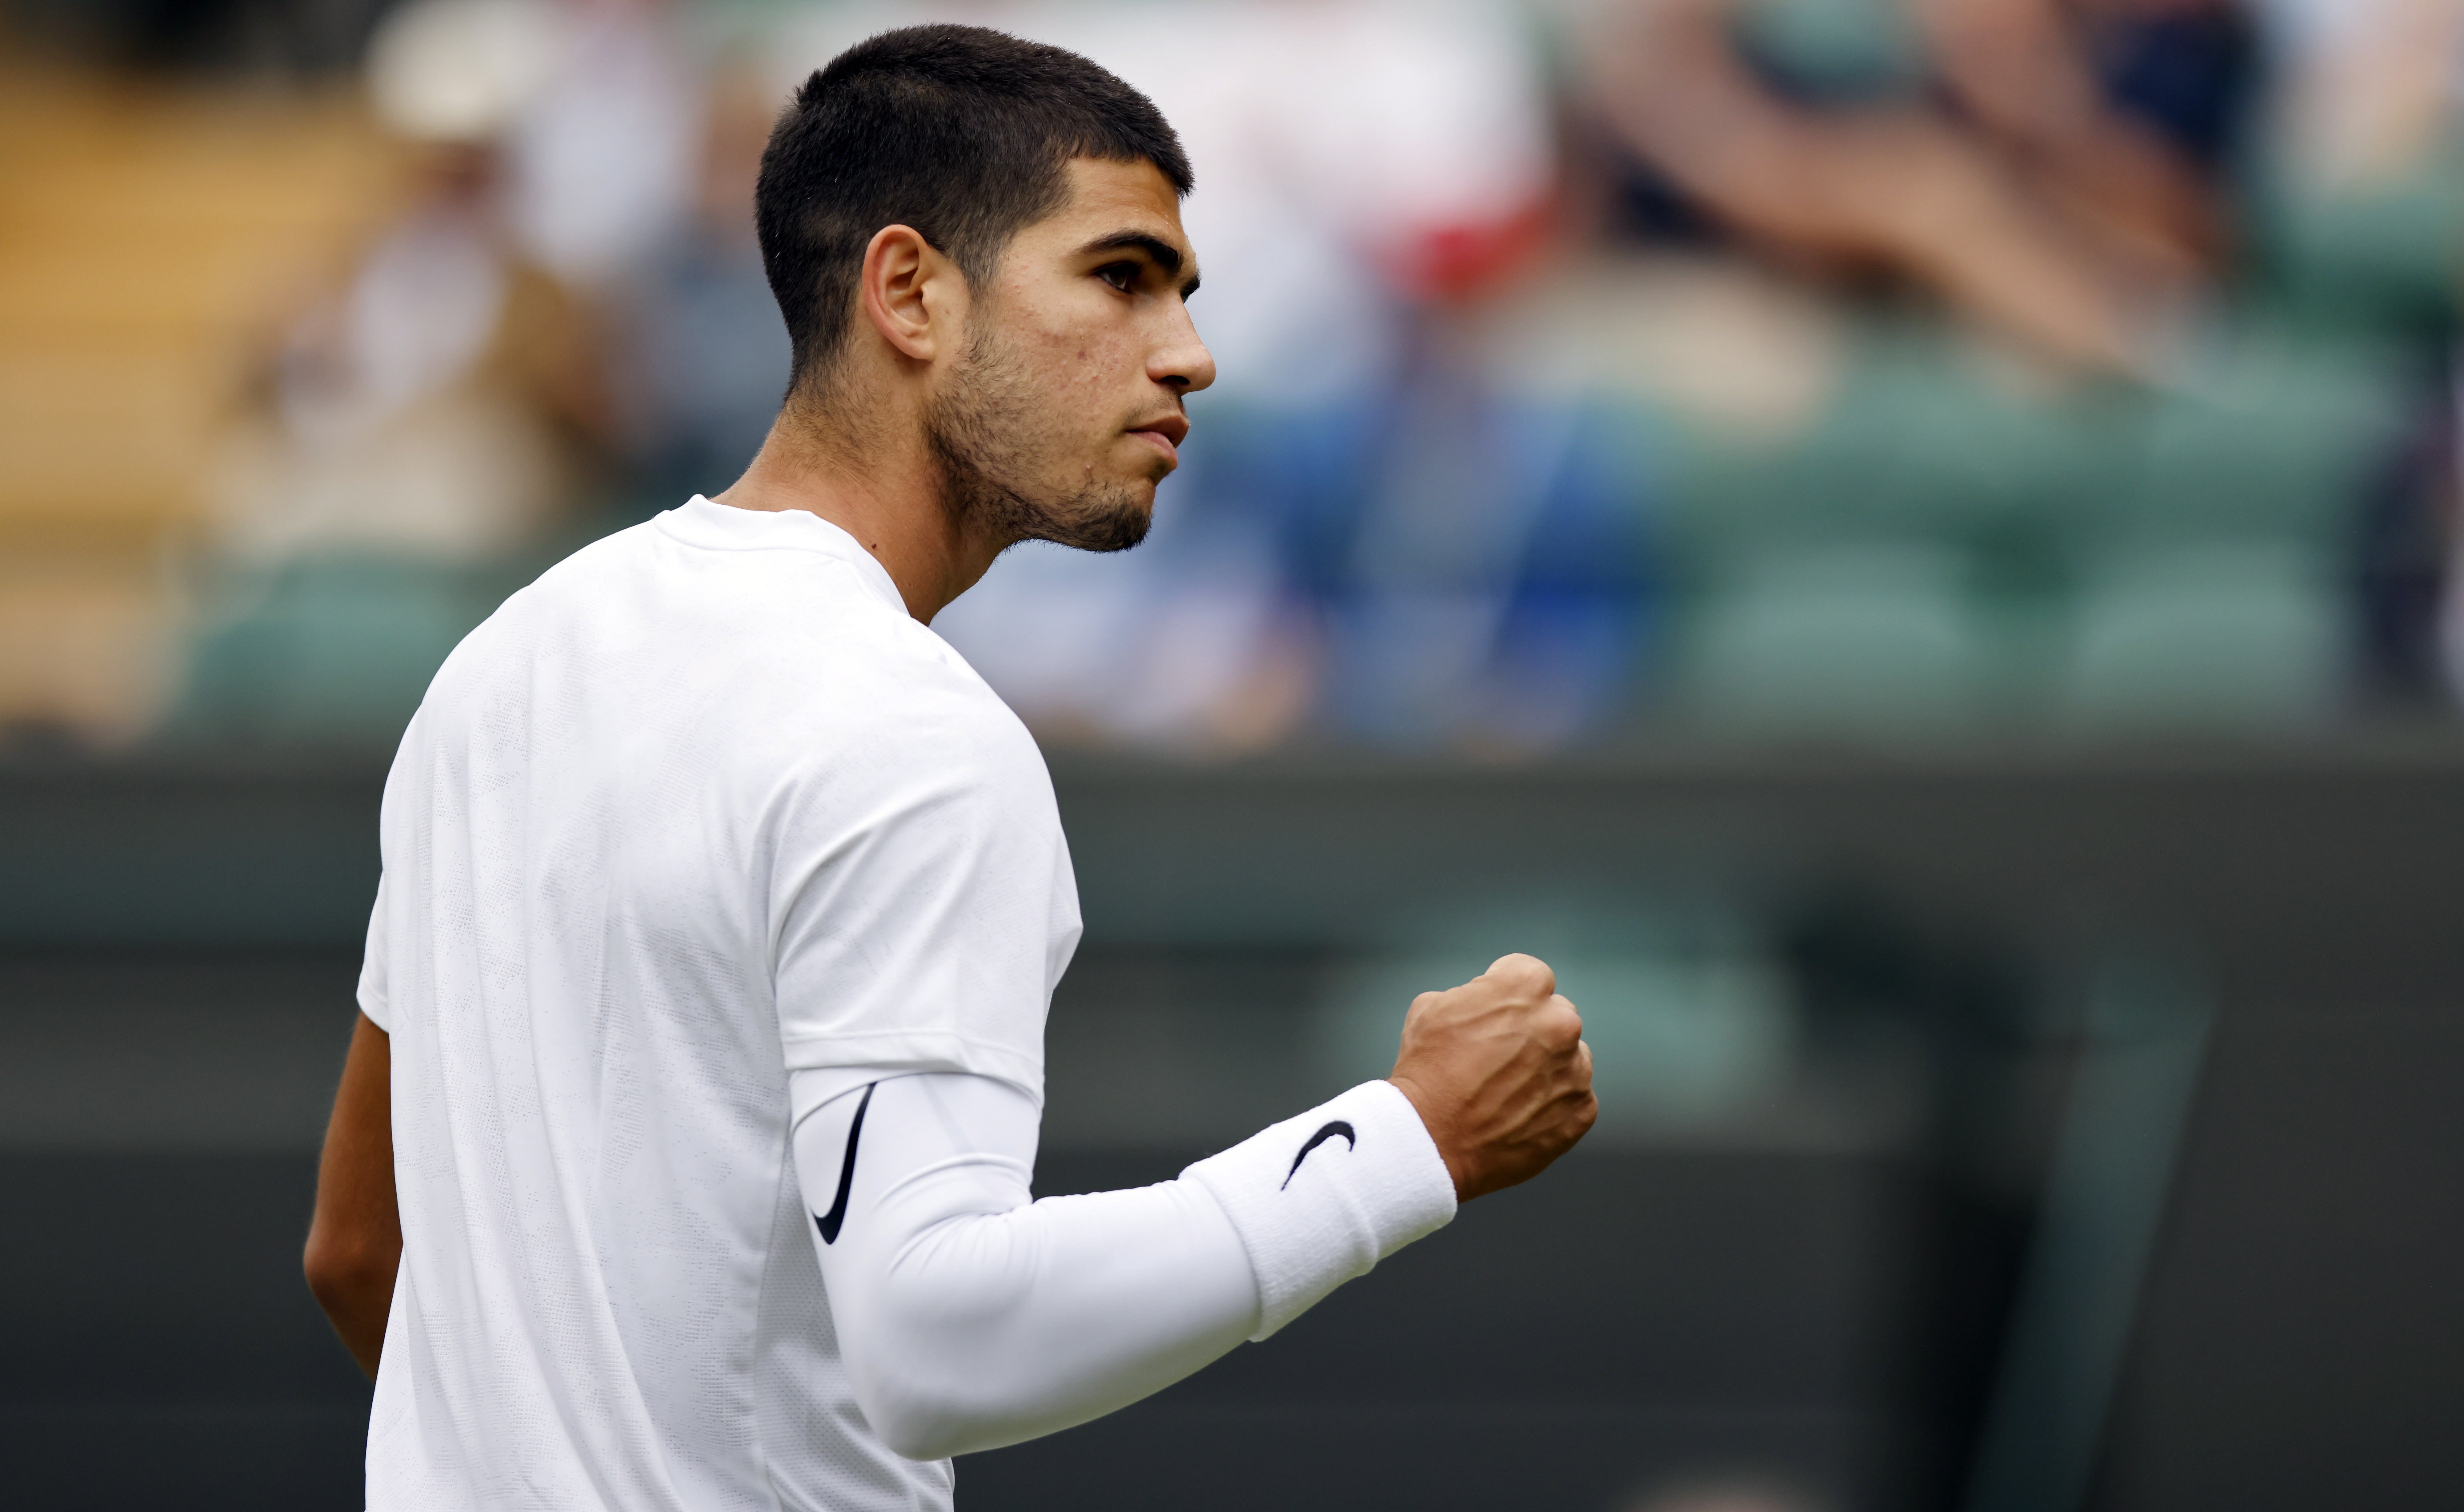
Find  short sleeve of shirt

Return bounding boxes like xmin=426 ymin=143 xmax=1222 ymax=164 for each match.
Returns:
xmin=358 ymin=870 xmax=392 ymax=1033
xmin=768 ymin=691 xmax=1080 ymax=1107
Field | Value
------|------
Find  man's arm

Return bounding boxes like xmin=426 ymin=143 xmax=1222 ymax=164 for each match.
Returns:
xmin=796 ymin=1071 xmax=1265 ymax=1459
xmin=797 ymin=953 xmax=1593 ymax=1461
xmin=305 ymin=1011 xmax=400 ymax=1379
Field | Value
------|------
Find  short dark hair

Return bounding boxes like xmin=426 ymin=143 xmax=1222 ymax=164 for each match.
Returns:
xmin=755 ymin=24 xmax=1193 ymax=396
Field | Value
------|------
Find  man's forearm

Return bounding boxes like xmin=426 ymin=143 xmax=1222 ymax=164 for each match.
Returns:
xmin=305 ymin=1240 xmax=398 ymax=1378
xmin=306 ymin=1013 xmax=401 ymax=1378
xmin=793 ymin=1071 xmax=1454 ymax=1460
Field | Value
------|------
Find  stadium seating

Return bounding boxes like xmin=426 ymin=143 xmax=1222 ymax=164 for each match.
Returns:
xmin=165 ymin=555 xmax=509 ymax=748
xmin=0 ymin=65 xmax=401 ymax=740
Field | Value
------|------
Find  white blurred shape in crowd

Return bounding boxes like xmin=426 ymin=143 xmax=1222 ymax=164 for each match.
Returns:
xmin=504 ymin=0 xmax=700 ymax=288
xmin=375 ymin=0 xmax=699 ymax=289
xmin=1056 ymin=0 xmax=1555 ymax=400
xmin=367 ymin=0 xmax=566 ymax=143
xmin=2254 ymin=0 xmax=2464 ymax=189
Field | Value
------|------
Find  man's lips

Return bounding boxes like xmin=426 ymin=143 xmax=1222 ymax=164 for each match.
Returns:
xmin=1128 ymin=414 xmax=1189 ymax=466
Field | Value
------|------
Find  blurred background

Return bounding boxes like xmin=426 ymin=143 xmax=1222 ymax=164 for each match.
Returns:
xmin=1 ymin=0 xmax=2461 ymax=1508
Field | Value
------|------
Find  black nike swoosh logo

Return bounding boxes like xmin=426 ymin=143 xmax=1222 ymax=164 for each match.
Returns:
xmin=813 ymin=1081 xmax=877 ymax=1245
xmin=1282 ymin=1119 xmax=1357 ymax=1189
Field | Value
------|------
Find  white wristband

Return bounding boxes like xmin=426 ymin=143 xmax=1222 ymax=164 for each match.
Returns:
xmin=1180 ymin=1079 xmax=1458 ymax=1340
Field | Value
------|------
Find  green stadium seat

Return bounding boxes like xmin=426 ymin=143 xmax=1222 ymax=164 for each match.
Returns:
xmin=2057 ymin=542 xmax=2344 ymax=734
xmin=2258 ymin=156 xmax=2464 ymax=338
xmin=166 ymin=555 xmax=510 ymax=748
xmin=1678 ymin=545 xmax=1988 ymax=738
xmin=1648 ymin=318 xmax=2163 ymax=738
xmin=2102 ymin=333 xmax=2406 ymax=549
xmin=1312 ymin=895 xmax=1797 ymax=1135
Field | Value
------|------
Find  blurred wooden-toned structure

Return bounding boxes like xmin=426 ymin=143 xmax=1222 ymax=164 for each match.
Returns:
xmin=0 ymin=62 xmax=403 ymax=740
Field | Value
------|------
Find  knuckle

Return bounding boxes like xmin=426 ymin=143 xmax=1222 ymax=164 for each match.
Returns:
xmin=1486 ymin=952 xmax=1556 ymax=999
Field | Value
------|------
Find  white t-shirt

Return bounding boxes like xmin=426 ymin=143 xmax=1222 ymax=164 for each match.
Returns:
xmin=358 ymin=495 xmax=1080 ymax=1511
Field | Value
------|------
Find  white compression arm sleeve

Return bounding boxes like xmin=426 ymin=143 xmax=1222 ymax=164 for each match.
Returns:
xmin=791 ymin=1071 xmax=1456 ymax=1461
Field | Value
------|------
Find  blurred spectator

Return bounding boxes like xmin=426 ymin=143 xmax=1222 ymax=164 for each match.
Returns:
xmin=2260 ymin=0 xmax=2464 ymax=202
xmin=600 ymin=59 xmax=793 ymax=514
xmin=499 ymin=0 xmax=699 ymax=291
xmin=210 ymin=152 xmax=599 ymax=565
xmin=2243 ymin=0 xmax=2464 ymax=704
xmin=1312 ymin=361 xmax=1652 ymax=752
xmin=173 ymin=0 xmax=612 ymax=745
xmin=211 ymin=0 xmax=615 ymax=565
xmin=1577 ymin=0 xmax=2255 ymax=377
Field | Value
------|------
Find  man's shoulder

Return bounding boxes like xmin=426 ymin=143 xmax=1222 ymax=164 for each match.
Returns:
xmin=414 ymin=516 xmax=1025 ymax=767
xmin=460 ymin=513 xmax=938 ymax=683
xmin=551 ymin=514 xmax=1041 ymax=766
xmin=792 ymin=636 xmax=1046 ymax=790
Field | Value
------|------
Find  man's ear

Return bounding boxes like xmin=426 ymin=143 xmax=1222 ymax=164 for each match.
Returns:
xmin=859 ymin=224 xmax=962 ymax=364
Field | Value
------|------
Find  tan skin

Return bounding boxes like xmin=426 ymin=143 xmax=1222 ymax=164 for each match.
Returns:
xmin=1588 ymin=0 xmax=2221 ymax=377
xmin=1390 ymin=953 xmax=1599 ymax=1200
xmin=304 ymin=1012 xmax=398 ymax=1377
xmin=305 ymin=156 xmax=1597 ymax=1375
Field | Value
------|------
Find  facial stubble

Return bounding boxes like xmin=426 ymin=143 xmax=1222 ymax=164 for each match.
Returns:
xmin=922 ymin=320 xmax=1156 ymax=555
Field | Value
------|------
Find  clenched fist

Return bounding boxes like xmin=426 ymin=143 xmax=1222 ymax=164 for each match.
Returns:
xmin=1385 ymin=953 xmax=1598 ymax=1201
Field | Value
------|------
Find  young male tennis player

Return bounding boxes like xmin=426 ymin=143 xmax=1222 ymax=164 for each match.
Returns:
xmin=306 ymin=25 xmax=1596 ymax=1510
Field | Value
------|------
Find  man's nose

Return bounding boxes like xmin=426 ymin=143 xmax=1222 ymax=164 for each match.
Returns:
xmin=1151 ymin=305 xmax=1216 ymax=394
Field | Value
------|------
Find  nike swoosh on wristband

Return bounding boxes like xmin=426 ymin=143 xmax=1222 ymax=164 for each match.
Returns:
xmin=1281 ymin=1120 xmax=1357 ymax=1189
xmin=813 ymin=1081 xmax=878 ymax=1245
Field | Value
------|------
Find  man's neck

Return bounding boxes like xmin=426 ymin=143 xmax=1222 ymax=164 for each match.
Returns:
xmin=712 ymin=407 xmax=1004 ymax=624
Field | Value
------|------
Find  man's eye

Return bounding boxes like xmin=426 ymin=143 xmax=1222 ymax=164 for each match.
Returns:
xmin=1096 ymin=262 xmax=1138 ymax=292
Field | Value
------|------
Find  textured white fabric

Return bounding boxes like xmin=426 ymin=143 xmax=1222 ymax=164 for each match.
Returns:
xmin=1182 ymin=1078 xmax=1458 ymax=1339
xmin=792 ymin=1072 xmax=1259 ymax=1460
xmin=359 ymin=495 xmax=1078 ymax=1512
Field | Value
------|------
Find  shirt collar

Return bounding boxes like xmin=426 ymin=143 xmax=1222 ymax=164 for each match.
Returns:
xmin=659 ymin=494 xmax=910 ymax=617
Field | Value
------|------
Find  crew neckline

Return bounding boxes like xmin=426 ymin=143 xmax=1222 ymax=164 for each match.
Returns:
xmin=659 ymin=494 xmax=908 ymax=616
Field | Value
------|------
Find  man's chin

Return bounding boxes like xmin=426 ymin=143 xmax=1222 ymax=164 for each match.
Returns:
xmin=1022 ymin=486 xmax=1152 ymax=554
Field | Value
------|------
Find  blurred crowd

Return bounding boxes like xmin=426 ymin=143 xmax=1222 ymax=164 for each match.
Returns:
xmin=5 ymin=0 xmax=2464 ymax=755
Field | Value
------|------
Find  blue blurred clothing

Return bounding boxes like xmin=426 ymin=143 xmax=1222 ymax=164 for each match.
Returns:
xmin=611 ymin=222 xmax=792 ymax=508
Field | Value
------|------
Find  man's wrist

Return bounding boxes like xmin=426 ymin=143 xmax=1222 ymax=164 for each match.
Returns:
xmin=1181 ymin=1080 xmax=1457 ymax=1340
xmin=1382 ymin=1073 xmax=1470 ymax=1202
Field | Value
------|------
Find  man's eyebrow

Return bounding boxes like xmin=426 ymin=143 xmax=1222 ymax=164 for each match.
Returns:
xmin=1080 ymin=230 xmax=1201 ymax=297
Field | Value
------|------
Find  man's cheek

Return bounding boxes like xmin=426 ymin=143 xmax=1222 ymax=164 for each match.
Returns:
xmin=1061 ymin=325 xmax=1136 ymax=387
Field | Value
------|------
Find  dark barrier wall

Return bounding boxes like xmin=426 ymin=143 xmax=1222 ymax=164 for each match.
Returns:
xmin=3 ymin=746 xmax=2461 ymax=1511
